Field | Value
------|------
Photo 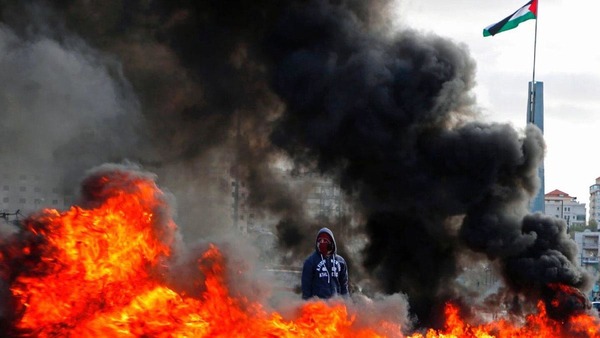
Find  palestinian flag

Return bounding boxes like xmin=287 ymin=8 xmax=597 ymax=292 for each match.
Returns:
xmin=483 ymin=0 xmax=537 ymax=37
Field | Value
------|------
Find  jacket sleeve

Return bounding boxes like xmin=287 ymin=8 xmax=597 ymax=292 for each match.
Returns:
xmin=339 ymin=258 xmax=349 ymax=296
xmin=301 ymin=257 xmax=313 ymax=300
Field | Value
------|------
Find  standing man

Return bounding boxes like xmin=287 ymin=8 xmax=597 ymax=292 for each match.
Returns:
xmin=301 ymin=227 xmax=349 ymax=300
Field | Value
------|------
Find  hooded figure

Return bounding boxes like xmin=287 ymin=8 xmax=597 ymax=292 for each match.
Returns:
xmin=301 ymin=227 xmax=349 ymax=300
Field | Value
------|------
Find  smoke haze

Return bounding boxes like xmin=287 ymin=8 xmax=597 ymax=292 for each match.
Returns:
xmin=0 ymin=0 xmax=592 ymax=330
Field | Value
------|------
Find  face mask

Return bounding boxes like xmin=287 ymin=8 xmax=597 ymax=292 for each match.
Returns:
xmin=317 ymin=237 xmax=333 ymax=255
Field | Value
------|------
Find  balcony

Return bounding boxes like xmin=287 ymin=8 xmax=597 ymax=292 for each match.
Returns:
xmin=582 ymin=257 xmax=600 ymax=264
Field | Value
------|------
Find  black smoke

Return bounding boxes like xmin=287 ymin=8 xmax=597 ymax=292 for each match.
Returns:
xmin=264 ymin=0 xmax=591 ymax=327
xmin=0 ymin=0 xmax=592 ymax=330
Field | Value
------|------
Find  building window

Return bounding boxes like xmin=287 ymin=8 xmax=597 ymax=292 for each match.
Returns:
xmin=19 ymin=174 xmax=26 ymax=180
xmin=2 ymin=197 xmax=8 ymax=203
xmin=52 ymin=199 xmax=58 ymax=205
xmin=19 ymin=198 xmax=26 ymax=204
xmin=34 ymin=187 xmax=41 ymax=193
xmin=2 ymin=185 xmax=8 ymax=191
xmin=19 ymin=186 xmax=26 ymax=192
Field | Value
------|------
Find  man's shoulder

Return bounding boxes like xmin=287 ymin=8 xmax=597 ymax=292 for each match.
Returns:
xmin=304 ymin=251 xmax=319 ymax=262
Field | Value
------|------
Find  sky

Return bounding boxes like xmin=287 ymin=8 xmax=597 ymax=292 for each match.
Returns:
xmin=394 ymin=0 xmax=600 ymax=208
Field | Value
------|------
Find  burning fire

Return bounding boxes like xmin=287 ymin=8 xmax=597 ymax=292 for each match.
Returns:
xmin=1 ymin=168 xmax=600 ymax=337
xmin=412 ymin=301 xmax=600 ymax=338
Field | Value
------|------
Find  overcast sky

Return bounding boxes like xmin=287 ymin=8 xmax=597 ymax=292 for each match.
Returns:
xmin=393 ymin=0 xmax=600 ymax=208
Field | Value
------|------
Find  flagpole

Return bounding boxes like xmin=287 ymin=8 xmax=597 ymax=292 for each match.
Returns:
xmin=532 ymin=7 xmax=538 ymax=85
xmin=529 ymin=2 xmax=539 ymax=124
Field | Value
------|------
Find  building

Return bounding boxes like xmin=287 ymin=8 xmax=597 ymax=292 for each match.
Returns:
xmin=288 ymin=170 xmax=356 ymax=232
xmin=574 ymin=230 xmax=600 ymax=299
xmin=300 ymin=173 xmax=346 ymax=221
xmin=233 ymin=168 xmax=357 ymax=234
xmin=527 ymin=81 xmax=545 ymax=213
xmin=544 ymin=189 xmax=586 ymax=229
xmin=589 ymin=177 xmax=600 ymax=227
xmin=0 ymin=160 xmax=75 ymax=216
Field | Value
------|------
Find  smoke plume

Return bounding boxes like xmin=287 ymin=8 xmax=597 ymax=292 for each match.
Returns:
xmin=0 ymin=0 xmax=592 ymax=329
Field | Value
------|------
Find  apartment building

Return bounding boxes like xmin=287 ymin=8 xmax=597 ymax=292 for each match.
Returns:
xmin=0 ymin=161 xmax=75 ymax=216
xmin=574 ymin=231 xmax=600 ymax=299
xmin=544 ymin=189 xmax=586 ymax=228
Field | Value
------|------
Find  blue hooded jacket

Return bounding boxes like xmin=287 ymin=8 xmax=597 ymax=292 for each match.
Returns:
xmin=301 ymin=227 xmax=349 ymax=300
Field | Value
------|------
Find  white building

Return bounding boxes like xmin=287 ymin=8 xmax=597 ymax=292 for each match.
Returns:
xmin=544 ymin=189 xmax=586 ymax=228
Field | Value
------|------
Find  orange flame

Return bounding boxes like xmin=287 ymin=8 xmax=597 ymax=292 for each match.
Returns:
xmin=4 ymin=172 xmax=600 ymax=337
xmin=6 ymin=174 xmax=396 ymax=337
xmin=407 ymin=300 xmax=600 ymax=338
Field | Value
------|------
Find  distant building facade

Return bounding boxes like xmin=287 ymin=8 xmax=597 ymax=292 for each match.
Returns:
xmin=0 ymin=161 xmax=75 ymax=215
xmin=294 ymin=172 xmax=347 ymax=222
xmin=544 ymin=189 xmax=586 ymax=229
xmin=574 ymin=230 xmax=600 ymax=299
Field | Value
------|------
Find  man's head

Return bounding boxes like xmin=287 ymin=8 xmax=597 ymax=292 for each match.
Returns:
xmin=317 ymin=231 xmax=334 ymax=256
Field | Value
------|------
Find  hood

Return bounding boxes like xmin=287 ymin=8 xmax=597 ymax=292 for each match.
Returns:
xmin=315 ymin=227 xmax=337 ymax=255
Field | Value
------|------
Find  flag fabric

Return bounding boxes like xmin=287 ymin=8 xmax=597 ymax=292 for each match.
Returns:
xmin=483 ymin=0 xmax=537 ymax=37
